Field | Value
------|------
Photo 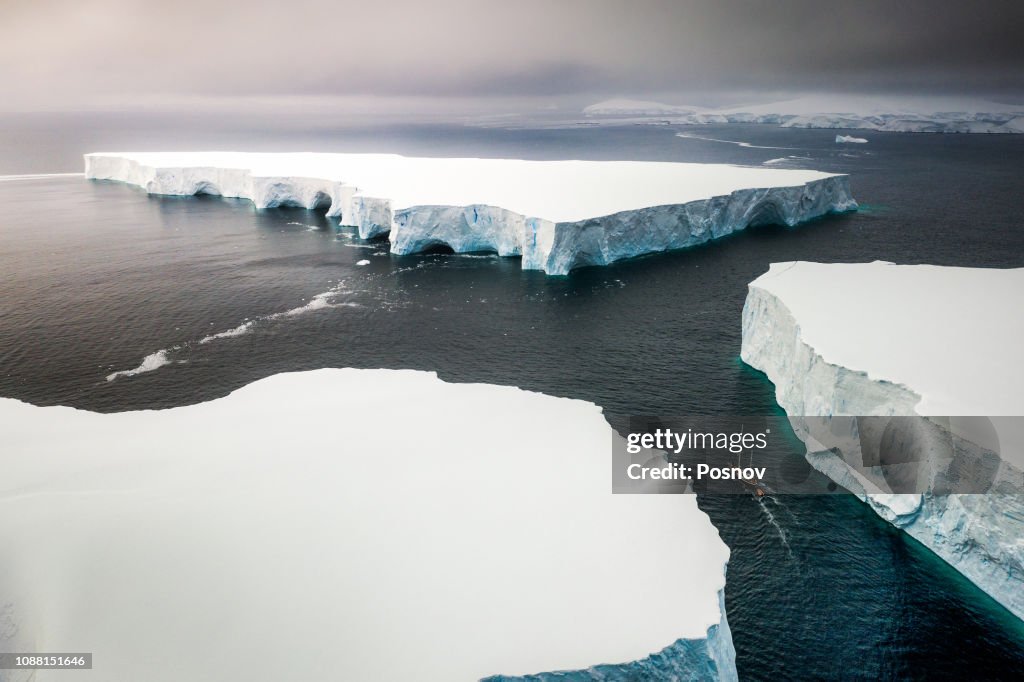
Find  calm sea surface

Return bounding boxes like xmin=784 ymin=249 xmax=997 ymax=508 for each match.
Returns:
xmin=2 ymin=116 xmax=1024 ymax=679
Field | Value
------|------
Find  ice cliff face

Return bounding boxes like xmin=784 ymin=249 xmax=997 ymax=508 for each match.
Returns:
xmin=486 ymin=590 xmax=736 ymax=682
xmin=520 ymin=178 xmax=855 ymax=276
xmin=86 ymin=153 xmax=368 ymax=232
xmin=740 ymin=262 xmax=1024 ymax=621
xmin=85 ymin=152 xmax=855 ymax=276
xmin=391 ymin=177 xmax=855 ymax=275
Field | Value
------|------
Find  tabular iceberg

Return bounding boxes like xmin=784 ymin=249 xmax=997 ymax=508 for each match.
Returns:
xmin=0 ymin=368 xmax=735 ymax=681
xmin=85 ymin=152 xmax=855 ymax=276
xmin=740 ymin=261 xmax=1024 ymax=620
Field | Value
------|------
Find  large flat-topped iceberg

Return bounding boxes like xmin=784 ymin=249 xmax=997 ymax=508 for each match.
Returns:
xmin=85 ymin=151 xmax=855 ymax=276
xmin=745 ymin=262 xmax=1024 ymax=416
xmin=741 ymin=261 xmax=1024 ymax=619
xmin=0 ymin=368 xmax=734 ymax=681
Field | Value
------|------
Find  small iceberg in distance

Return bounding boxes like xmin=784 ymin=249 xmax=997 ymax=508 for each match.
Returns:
xmin=835 ymin=134 xmax=869 ymax=144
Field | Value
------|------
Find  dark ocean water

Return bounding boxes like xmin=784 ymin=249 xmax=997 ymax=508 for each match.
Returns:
xmin=1 ymin=118 xmax=1024 ymax=679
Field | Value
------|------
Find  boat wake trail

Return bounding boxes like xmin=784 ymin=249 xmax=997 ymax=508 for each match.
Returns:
xmin=758 ymin=495 xmax=798 ymax=566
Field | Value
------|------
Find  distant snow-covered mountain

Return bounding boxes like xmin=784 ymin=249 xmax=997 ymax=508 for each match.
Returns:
xmin=582 ymin=95 xmax=1024 ymax=133
xmin=582 ymin=98 xmax=699 ymax=117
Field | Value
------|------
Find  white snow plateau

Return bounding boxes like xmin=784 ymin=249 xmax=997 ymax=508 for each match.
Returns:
xmin=84 ymin=152 xmax=855 ymax=276
xmin=0 ymin=368 xmax=735 ymax=681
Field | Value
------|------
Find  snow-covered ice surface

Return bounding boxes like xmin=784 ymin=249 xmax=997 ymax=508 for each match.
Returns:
xmin=0 ymin=368 xmax=735 ymax=681
xmin=582 ymin=95 xmax=1024 ymax=134
xmin=85 ymin=152 xmax=855 ymax=276
xmin=740 ymin=261 xmax=1024 ymax=620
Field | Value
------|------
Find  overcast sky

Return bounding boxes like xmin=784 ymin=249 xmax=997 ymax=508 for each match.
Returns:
xmin=2 ymin=0 xmax=1023 ymax=112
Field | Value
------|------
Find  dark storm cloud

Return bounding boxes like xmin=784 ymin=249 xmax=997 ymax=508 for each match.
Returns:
xmin=1 ymin=0 xmax=1022 ymax=110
